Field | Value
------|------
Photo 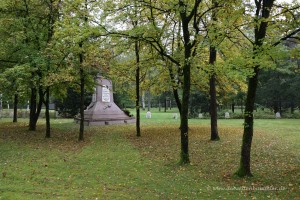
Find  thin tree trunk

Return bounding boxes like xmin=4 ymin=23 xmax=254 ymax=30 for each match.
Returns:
xmin=167 ymin=63 xmax=182 ymax=114
xmin=135 ymin=40 xmax=141 ymax=137
xmin=13 ymin=93 xmax=18 ymax=123
xmin=142 ymin=92 xmax=145 ymax=110
xmin=147 ymin=90 xmax=151 ymax=111
xmin=45 ymin=87 xmax=50 ymax=138
xmin=236 ymin=67 xmax=259 ymax=177
xmin=164 ymin=97 xmax=167 ymax=112
xmin=29 ymin=88 xmax=37 ymax=130
xmin=79 ymin=61 xmax=85 ymax=141
xmin=209 ymin=46 xmax=220 ymax=141
xmin=158 ymin=97 xmax=161 ymax=111
xmin=209 ymin=0 xmax=220 ymax=141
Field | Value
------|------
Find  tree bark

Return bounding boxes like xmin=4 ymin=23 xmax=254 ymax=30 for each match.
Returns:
xmin=209 ymin=46 xmax=220 ymax=141
xmin=13 ymin=93 xmax=18 ymax=123
xmin=180 ymin=60 xmax=191 ymax=164
xmin=164 ymin=96 xmax=167 ymax=112
xmin=135 ymin=40 xmax=141 ymax=137
xmin=29 ymin=87 xmax=43 ymax=131
xmin=79 ymin=59 xmax=85 ymax=141
xmin=147 ymin=90 xmax=151 ymax=111
xmin=29 ymin=88 xmax=37 ymax=131
xmin=45 ymin=87 xmax=50 ymax=138
xmin=236 ymin=67 xmax=259 ymax=177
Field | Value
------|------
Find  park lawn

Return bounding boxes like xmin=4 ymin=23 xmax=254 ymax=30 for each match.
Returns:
xmin=0 ymin=113 xmax=299 ymax=199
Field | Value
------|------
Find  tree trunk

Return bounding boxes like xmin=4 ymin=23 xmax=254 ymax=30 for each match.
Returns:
xmin=209 ymin=46 xmax=220 ymax=141
xmin=164 ymin=97 xmax=167 ymax=112
xmin=142 ymin=92 xmax=145 ymax=110
xmin=135 ymin=40 xmax=141 ymax=137
xmin=167 ymin=63 xmax=182 ymax=114
xmin=79 ymin=64 xmax=85 ymax=141
xmin=158 ymin=97 xmax=161 ymax=111
xmin=29 ymin=88 xmax=43 ymax=131
xmin=13 ymin=93 xmax=18 ymax=123
xmin=236 ymin=67 xmax=259 ymax=177
xmin=147 ymin=90 xmax=151 ymax=111
xmin=179 ymin=61 xmax=191 ymax=164
xmin=45 ymin=87 xmax=51 ymax=138
xmin=29 ymin=88 xmax=37 ymax=130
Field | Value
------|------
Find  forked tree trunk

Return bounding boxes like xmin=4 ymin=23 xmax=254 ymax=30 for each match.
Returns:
xmin=29 ymin=87 xmax=43 ymax=131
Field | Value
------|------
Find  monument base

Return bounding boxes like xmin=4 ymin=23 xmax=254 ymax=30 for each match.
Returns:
xmin=74 ymin=117 xmax=136 ymax=126
xmin=74 ymin=75 xmax=136 ymax=126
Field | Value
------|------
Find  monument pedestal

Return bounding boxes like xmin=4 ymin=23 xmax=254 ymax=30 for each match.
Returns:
xmin=75 ymin=75 xmax=135 ymax=126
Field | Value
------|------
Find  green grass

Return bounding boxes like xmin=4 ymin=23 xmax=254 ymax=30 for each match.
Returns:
xmin=0 ymin=111 xmax=299 ymax=199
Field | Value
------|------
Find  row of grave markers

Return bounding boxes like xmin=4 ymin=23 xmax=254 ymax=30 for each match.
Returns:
xmin=145 ymin=111 xmax=282 ymax=119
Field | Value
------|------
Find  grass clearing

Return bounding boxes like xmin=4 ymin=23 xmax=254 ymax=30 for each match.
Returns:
xmin=0 ymin=112 xmax=299 ymax=199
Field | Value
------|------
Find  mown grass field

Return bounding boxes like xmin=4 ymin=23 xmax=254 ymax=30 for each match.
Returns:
xmin=0 ymin=109 xmax=299 ymax=199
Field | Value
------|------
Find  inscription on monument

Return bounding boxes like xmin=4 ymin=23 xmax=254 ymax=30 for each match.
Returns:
xmin=102 ymin=86 xmax=110 ymax=102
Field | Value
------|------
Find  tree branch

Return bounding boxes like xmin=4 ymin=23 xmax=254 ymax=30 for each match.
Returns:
xmin=273 ymin=27 xmax=300 ymax=46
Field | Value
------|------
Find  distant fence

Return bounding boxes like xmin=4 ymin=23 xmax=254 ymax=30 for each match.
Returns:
xmin=0 ymin=109 xmax=58 ymax=119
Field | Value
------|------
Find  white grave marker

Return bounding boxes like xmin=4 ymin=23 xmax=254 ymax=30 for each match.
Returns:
xmin=146 ymin=111 xmax=151 ymax=118
xmin=225 ymin=112 xmax=230 ymax=119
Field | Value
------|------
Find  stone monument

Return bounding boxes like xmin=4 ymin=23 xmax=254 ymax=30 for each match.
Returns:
xmin=75 ymin=74 xmax=135 ymax=125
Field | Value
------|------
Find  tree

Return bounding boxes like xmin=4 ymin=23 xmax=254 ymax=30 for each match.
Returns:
xmin=236 ymin=0 xmax=300 ymax=177
xmin=208 ymin=0 xmax=220 ymax=141
xmin=54 ymin=0 xmax=111 ymax=141
xmin=0 ymin=65 xmax=31 ymax=122
xmin=0 ymin=0 xmax=54 ymax=131
xmin=101 ymin=0 xmax=240 ymax=164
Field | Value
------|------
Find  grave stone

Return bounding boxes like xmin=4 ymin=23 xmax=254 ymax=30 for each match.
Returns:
xmin=225 ymin=112 xmax=230 ymax=119
xmin=75 ymin=74 xmax=135 ymax=125
xmin=198 ymin=113 xmax=203 ymax=118
xmin=146 ymin=111 xmax=151 ymax=119
xmin=275 ymin=112 xmax=281 ymax=118
xmin=173 ymin=113 xmax=178 ymax=119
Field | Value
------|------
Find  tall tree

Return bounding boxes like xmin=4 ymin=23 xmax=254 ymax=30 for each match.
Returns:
xmin=236 ymin=0 xmax=300 ymax=177
xmin=208 ymin=0 xmax=220 ymax=141
xmin=43 ymin=0 xmax=61 ymax=138
xmin=54 ymin=0 xmax=111 ymax=141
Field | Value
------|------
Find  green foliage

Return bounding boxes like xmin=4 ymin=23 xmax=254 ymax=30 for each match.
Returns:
xmin=54 ymin=88 xmax=92 ymax=118
xmin=188 ymin=91 xmax=210 ymax=118
xmin=0 ymin=64 xmax=31 ymax=103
